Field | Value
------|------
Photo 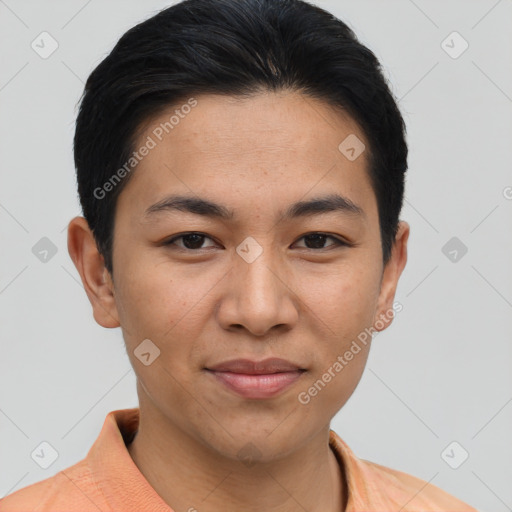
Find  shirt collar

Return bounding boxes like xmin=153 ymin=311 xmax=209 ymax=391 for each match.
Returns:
xmin=87 ymin=407 xmax=173 ymax=511
xmin=86 ymin=407 xmax=384 ymax=511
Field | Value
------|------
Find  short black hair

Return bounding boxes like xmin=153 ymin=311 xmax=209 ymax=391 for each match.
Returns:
xmin=74 ymin=0 xmax=407 ymax=276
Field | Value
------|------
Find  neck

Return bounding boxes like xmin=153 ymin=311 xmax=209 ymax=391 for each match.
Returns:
xmin=127 ymin=401 xmax=347 ymax=512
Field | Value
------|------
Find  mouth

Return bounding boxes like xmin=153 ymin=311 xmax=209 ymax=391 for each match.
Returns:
xmin=206 ymin=357 xmax=306 ymax=374
xmin=204 ymin=358 xmax=307 ymax=399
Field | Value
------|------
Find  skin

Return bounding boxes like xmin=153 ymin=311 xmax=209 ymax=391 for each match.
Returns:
xmin=68 ymin=90 xmax=409 ymax=512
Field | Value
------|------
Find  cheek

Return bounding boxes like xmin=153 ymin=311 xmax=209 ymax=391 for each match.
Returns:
xmin=293 ymin=259 xmax=380 ymax=403
xmin=295 ymin=267 xmax=377 ymax=413
xmin=113 ymin=260 xmax=176 ymax=346
xmin=298 ymin=259 xmax=381 ymax=335
xmin=116 ymin=251 xmax=189 ymax=320
xmin=114 ymin=259 xmax=215 ymax=364
xmin=297 ymin=346 xmax=370 ymax=420
xmin=113 ymin=268 xmax=201 ymax=407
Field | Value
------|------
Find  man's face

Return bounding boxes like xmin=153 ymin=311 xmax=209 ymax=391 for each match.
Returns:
xmin=89 ymin=91 xmax=407 ymax=461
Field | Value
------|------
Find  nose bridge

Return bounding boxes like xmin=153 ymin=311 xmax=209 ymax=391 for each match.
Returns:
xmin=235 ymin=235 xmax=282 ymax=307
xmin=222 ymin=235 xmax=297 ymax=335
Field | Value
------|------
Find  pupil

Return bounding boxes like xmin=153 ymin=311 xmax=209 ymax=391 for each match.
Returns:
xmin=180 ymin=234 xmax=328 ymax=250
xmin=305 ymin=234 xmax=326 ymax=249
xmin=183 ymin=234 xmax=204 ymax=249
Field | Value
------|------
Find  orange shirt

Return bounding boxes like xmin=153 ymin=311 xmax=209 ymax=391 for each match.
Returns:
xmin=1 ymin=408 xmax=478 ymax=511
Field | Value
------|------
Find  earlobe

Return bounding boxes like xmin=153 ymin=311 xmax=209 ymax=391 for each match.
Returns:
xmin=373 ymin=221 xmax=409 ymax=333
xmin=67 ymin=216 xmax=120 ymax=328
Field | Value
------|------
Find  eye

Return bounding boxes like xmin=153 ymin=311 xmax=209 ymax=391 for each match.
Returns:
xmin=164 ymin=232 xmax=218 ymax=250
xmin=294 ymin=233 xmax=349 ymax=250
xmin=163 ymin=231 xmax=350 ymax=252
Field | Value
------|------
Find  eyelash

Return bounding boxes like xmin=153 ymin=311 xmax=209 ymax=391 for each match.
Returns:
xmin=163 ymin=232 xmax=351 ymax=252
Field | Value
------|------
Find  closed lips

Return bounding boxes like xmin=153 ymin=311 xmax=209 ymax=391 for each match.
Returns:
xmin=205 ymin=357 xmax=306 ymax=374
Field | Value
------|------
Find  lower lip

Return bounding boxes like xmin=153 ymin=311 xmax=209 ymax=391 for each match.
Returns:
xmin=206 ymin=370 xmax=305 ymax=399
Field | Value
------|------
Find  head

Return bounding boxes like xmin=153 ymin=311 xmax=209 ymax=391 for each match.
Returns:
xmin=68 ymin=0 xmax=409 ymax=462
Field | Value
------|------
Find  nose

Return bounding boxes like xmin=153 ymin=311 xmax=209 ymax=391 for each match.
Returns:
xmin=216 ymin=241 xmax=299 ymax=337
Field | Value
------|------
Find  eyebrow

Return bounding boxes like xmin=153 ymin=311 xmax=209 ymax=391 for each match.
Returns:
xmin=143 ymin=193 xmax=365 ymax=221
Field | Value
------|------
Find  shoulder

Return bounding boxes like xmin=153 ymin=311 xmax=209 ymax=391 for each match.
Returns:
xmin=329 ymin=431 xmax=478 ymax=511
xmin=359 ymin=457 xmax=478 ymax=511
xmin=0 ymin=460 xmax=108 ymax=512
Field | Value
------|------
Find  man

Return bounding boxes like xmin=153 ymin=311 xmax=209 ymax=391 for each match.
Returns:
xmin=0 ymin=0 xmax=479 ymax=510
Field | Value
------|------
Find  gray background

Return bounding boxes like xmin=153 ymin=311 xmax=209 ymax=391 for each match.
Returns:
xmin=1 ymin=1 xmax=511 ymax=511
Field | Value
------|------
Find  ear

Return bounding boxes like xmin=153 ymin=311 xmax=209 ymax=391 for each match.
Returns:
xmin=373 ymin=221 xmax=409 ymax=332
xmin=67 ymin=216 xmax=120 ymax=328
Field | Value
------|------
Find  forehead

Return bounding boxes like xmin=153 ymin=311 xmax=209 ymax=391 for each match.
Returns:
xmin=142 ymin=91 xmax=366 ymax=156
xmin=116 ymin=91 xmax=376 ymax=223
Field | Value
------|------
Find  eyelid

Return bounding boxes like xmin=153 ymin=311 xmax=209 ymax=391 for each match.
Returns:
xmin=293 ymin=232 xmax=351 ymax=249
xmin=163 ymin=231 xmax=351 ymax=250
xmin=163 ymin=232 xmax=219 ymax=249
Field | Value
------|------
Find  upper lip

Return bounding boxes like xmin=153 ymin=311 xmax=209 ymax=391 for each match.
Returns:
xmin=206 ymin=357 xmax=305 ymax=374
